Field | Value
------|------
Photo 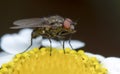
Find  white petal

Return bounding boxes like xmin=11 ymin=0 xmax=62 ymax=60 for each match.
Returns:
xmin=0 ymin=29 xmax=42 ymax=54
xmin=42 ymin=39 xmax=85 ymax=49
xmin=102 ymin=57 xmax=120 ymax=74
xmin=0 ymin=52 xmax=15 ymax=67
xmin=60 ymin=40 xmax=85 ymax=49
xmin=41 ymin=39 xmax=60 ymax=47
xmin=85 ymin=52 xmax=105 ymax=62
xmin=0 ymin=51 xmax=9 ymax=57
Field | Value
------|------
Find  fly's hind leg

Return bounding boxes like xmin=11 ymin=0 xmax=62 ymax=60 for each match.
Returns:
xmin=21 ymin=30 xmax=39 ymax=53
xmin=22 ymin=32 xmax=33 ymax=53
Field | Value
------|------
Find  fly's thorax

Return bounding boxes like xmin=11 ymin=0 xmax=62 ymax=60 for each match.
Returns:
xmin=47 ymin=15 xmax=64 ymax=25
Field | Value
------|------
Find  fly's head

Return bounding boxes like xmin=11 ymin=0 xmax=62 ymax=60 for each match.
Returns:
xmin=63 ymin=18 xmax=76 ymax=34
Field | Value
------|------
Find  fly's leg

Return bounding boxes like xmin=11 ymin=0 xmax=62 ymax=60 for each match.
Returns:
xmin=68 ymin=34 xmax=73 ymax=50
xmin=48 ymin=38 xmax=52 ymax=56
xmin=56 ymin=36 xmax=66 ymax=54
xmin=62 ymin=40 xmax=65 ymax=54
xmin=68 ymin=39 xmax=73 ymax=50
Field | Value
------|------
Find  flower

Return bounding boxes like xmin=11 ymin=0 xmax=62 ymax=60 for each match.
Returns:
xmin=0 ymin=29 xmax=120 ymax=74
xmin=0 ymin=48 xmax=107 ymax=74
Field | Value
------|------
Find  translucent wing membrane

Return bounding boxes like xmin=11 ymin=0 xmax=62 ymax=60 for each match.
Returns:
xmin=13 ymin=18 xmax=44 ymax=25
xmin=11 ymin=18 xmax=48 ymax=29
xmin=10 ymin=25 xmax=51 ymax=29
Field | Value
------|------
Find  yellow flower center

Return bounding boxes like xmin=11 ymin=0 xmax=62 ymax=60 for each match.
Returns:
xmin=0 ymin=48 xmax=107 ymax=74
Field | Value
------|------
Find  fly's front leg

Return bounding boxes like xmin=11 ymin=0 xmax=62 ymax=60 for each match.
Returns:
xmin=68 ymin=34 xmax=73 ymax=50
xmin=62 ymin=40 xmax=65 ymax=54
xmin=57 ymin=31 xmax=74 ymax=53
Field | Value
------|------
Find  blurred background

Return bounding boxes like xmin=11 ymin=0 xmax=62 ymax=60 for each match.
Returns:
xmin=0 ymin=0 xmax=120 ymax=57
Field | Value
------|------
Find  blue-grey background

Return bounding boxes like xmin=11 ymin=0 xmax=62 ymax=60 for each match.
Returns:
xmin=0 ymin=0 xmax=120 ymax=57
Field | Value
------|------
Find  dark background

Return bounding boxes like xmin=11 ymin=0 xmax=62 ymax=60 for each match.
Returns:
xmin=0 ymin=0 xmax=120 ymax=57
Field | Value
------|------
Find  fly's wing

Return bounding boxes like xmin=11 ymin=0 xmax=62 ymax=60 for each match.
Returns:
xmin=11 ymin=18 xmax=50 ymax=29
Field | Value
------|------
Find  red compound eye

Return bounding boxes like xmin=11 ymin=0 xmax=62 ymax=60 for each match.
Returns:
xmin=63 ymin=18 xmax=72 ymax=29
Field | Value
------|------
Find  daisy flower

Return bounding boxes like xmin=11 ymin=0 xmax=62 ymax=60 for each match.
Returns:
xmin=0 ymin=29 xmax=119 ymax=74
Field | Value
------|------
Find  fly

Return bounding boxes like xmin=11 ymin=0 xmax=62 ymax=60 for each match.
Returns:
xmin=11 ymin=15 xmax=76 ymax=55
